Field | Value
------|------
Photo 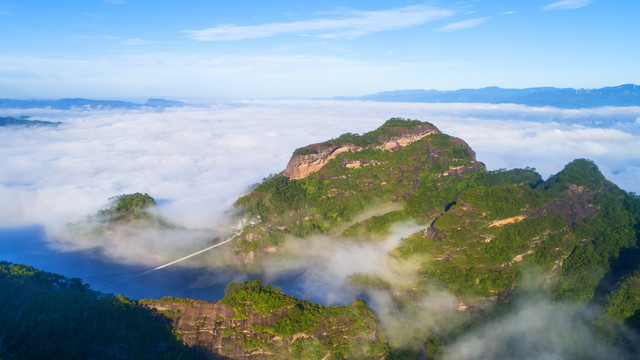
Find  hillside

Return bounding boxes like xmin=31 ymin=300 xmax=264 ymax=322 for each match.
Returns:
xmin=233 ymin=118 xmax=484 ymax=261
xmin=233 ymin=119 xmax=640 ymax=300
xmin=141 ymin=281 xmax=388 ymax=359
xmin=0 ymin=261 xmax=194 ymax=359
xmin=232 ymin=118 xmax=640 ymax=357
xmin=0 ymin=262 xmax=387 ymax=360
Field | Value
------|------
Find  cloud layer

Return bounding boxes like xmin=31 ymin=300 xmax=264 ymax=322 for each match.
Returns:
xmin=184 ymin=5 xmax=453 ymax=41
xmin=542 ymin=0 xmax=594 ymax=11
xmin=442 ymin=299 xmax=636 ymax=360
xmin=434 ymin=17 xmax=490 ymax=32
xmin=1 ymin=100 xmax=639 ymax=353
xmin=1 ymin=100 xmax=638 ymax=229
xmin=0 ymin=100 xmax=638 ymax=268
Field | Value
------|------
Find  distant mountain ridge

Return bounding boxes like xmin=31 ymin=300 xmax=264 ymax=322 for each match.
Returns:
xmin=0 ymin=116 xmax=61 ymax=127
xmin=333 ymin=84 xmax=640 ymax=108
xmin=0 ymin=97 xmax=185 ymax=110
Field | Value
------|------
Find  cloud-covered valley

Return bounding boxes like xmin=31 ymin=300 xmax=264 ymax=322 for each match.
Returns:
xmin=1 ymin=100 xmax=638 ymax=262
xmin=2 ymin=100 xmax=639 ymax=355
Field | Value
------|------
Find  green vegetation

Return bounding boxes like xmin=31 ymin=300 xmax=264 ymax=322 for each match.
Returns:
xmin=555 ymin=187 xmax=639 ymax=302
xmin=230 ymin=119 xmax=640 ymax=357
xmin=605 ymin=270 xmax=640 ymax=321
xmin=234 ymin=118 xmax=480 ymax=253
xmin=236 ymin=119 xmax=640 ymax=304
xmin=0 ymin=116 xmax=61 ymax=127
xmin=142 ymin=296 xmax=195 ymax=306
xmin=99 ymin=192 xmax=157 ymax=221
xmin=220 ymin=280 xmax=293 ymax=316
xmin=321 ymin=118 xmax=431 ymax=148
xmin=293 ymin=147 xmax=318 ymax=156
xmin=0 ymin=261 xmax=194 ymax=359
xmin=217 ymin=281 xmax=389 ymax=359
xmin=7 ymin=117 xmax=640 ymax=359
xmin=545 ymin=158 xmax=605 ymax=189
xmin=342 ymin=209 xmax=413 ymax=238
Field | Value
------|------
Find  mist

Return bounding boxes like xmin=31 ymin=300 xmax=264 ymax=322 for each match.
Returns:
xmin=1 ymin=99 xmax=639 ymax=292
xmin=2 ymin=99 xmax=639 ymax=357
xmin=441 ymin=298 xmax=639 ymax=360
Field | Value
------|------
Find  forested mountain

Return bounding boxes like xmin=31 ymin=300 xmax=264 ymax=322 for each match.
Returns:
xmin=0 ymin=261 xmax=194 ymax=359
xmin=0 ymin=262 xmax=386 ymax=360
xmin=232 ymin=118 xmax=640 ymax=357
xmin=142 ymin=281 xmax=388 ymax=359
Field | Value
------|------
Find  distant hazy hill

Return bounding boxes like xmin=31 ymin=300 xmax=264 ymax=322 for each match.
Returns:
xmin=0 ymin=116 xmax=61 ymax=127
xmin=333 ymin=84 xmax=640 ymax=108
xmin=0 ymin=98 xmax=185 ymax=110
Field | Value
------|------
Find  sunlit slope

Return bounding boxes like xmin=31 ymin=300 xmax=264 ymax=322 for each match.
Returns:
xmin=141 ymin=281 xmax=389 ymax=359
xmin=233 ymin=118 xmax=640 ymax=305
xmin=234 ymin=118 xmax=484 ymax=257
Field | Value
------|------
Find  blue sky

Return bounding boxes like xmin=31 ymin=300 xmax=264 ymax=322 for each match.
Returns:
xmin=1 ymin=0 xmax=638 ymax=99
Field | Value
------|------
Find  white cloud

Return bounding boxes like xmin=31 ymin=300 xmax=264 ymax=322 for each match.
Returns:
xmin=121 ymin=38 xmax=156 ymax=46
xmin=73 ymin=35 xmax=155 ymax=46
xmin=442 ymin=299 xmax=632 ymax=359
xmin=2 ymin=100 xmax=638 ymax=351
xmin=542 ymin=0 xmax=593 ymax=11
xmin=73 ymin=35 xmax=118 ymax=40
xmin=183 ymin=5 xmax=454 ymax=41
xmin=433 ymin=17 xmax=490 ymax=32
xmin=1 ymin=100 xmax=639 ymax=268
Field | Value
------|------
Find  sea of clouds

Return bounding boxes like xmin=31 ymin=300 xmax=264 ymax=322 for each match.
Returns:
xmin=2 ymin=99 xmax=639 ymax=355
xmin=1 ymin=100 xmax=638 ymax=265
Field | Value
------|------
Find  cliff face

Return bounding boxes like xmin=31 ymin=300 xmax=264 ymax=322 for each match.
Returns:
xmin=141 ymin=285 xmax=389 ymax=360
xmin=283 ymin=124 xmax=439 ymax=180
xmin=233 ymin=119 xmax=485 ymax=263
xmin=142 ymin=299 xmax=257 ymax=359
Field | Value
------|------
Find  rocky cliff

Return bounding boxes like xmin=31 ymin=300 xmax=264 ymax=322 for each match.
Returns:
xmin=140 ymin=282 xmax=389 ymax=360
xmin=283 ymin=123 xmax=438 ymax=180
xmin=233 ymin=118 xmax=484 ymax=263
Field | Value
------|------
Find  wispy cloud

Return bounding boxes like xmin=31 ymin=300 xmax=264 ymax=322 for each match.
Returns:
xmin=433 ymin=17 xmax=490 ymax=32
xmin=121 ymin=38 xmax=157 ymax=46
xmin=183 ymin=5 xmax=454 ymax=41
xmin=73 ymin=35 xmax=155 ymax=46
xmin=542 ymin=0 xmax=593 ymax=11
xmin=73 ymin=35 xmax=118 ymax=40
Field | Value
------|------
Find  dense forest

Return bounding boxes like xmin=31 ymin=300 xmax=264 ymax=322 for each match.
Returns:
xmin=0 ymin=262 xmax=194 ymax=359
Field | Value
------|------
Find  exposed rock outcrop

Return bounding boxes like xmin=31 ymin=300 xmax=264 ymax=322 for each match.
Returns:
xmin=283 ymin=124 xmax=439 ymax=180
xmin=141 ymin=295 xmax=389 ymax=360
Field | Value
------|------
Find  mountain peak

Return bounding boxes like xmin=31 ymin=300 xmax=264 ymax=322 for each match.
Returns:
xmin=283 ymin=118 xmax=440 ymax=180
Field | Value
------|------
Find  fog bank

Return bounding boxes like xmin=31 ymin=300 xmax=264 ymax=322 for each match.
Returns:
xmin=1 ymin=99 xmax=638 ymax=267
